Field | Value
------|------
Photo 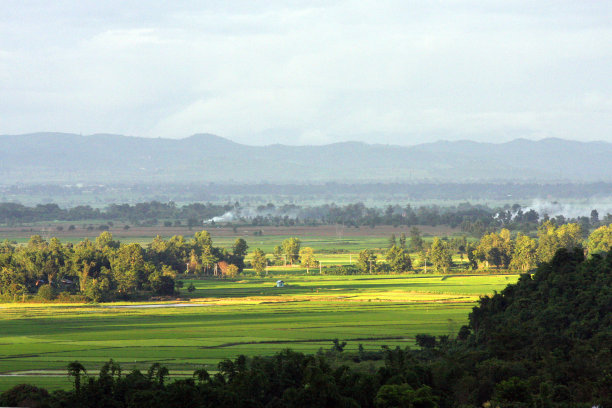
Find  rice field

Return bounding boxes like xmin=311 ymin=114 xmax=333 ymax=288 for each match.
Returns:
xmin=0 ymin=273 xmax=518 ymax=391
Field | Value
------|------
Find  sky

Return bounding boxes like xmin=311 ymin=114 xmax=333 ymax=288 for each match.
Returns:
xmin=0 ymin=0 xmax=611 ymax=146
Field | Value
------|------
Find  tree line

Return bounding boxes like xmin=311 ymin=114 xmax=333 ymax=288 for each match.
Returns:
xmin=0 ymin=201 xmax=232 ymax=225
xmin=0 ymin=231 xmax=248 ymax=302
xmin=331 ymin=222 xmax=612 ymax=275
xmin=4 ymin=200 xmax=612 ymax=236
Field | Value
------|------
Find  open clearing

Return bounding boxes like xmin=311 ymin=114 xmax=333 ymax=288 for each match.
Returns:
xmin=0 ymin=224 xmax=461 ymax=246
xmin=0 ymin=274 xmax=518 ymax=391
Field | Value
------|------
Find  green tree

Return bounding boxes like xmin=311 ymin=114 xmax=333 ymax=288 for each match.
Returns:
xmin=281 ymin=237 xmax=301 ymax=265
xmin=466 ymin=242 xmax=478 ymax=270
xmin=110 ymin=243 xmax=150 ymax=294
xmin=357 ymin=249 xmax=377 ymax=274
xmin=251 ymin=248 xmax=268 ymax=277
xmin=410 ymin=227 xmax=424 ymax=252
xmin=193 ymin=230 xmax=212 ymax=251
xmin=193 ymin=368 xmax=210 ymax=384
xmin=0 ymin=267 xmax=26 ymax=297
xmin=200 ymin=245 xmax=218 ymax=275
xmin=299 ymin=247 xmax=318 ymax=274
xmin=586 ymin=224 xmax=612 ymax=254
xmin=429 ymin=237 xmax=452 ymax=273
xmin=225 ymin=264 xmax=239 ymax=278
xmin=537 ymin=221 xmax=583 ymax=263
xmin=272 ymin=245 xmax=284 ymax=266
xmin=67 ymin=361 xmax=87 ymax=393
xmin=148 ymin=271 xmax=175 ymax=295
xmin=231 ymin=238 xmax=249 ymax=271
xmin=94 ymin=231 xmax=119 ymax=251
xmin=510 ymin=233 xmax=537 ymax=272
xmin=375 ymin=384 xmax=438 ymax=408
xmin=84 ymin=275 xmax=112 ymax=302
xmin=386 ymin=245 xmax=412 ymax=273
xmin=476 ymin=229 xmax=512 ymax=269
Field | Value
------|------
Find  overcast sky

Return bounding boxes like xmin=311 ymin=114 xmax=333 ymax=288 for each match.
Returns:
xmin=1 ymin=1 xmax=611 ymax=145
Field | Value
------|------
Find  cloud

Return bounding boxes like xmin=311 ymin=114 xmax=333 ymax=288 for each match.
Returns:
xmin=0 ymin=1 xmax=611 ymax=145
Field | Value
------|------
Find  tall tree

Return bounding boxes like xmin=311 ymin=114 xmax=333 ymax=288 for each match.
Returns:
xmin=272 ymin=245 xmax=284 ymax=266
xmin=509 ymin=233 xmax=537 ymax=272
xmin=200 ymin=245 xmax=218 ymax=275
xmin=429 ymin=237 xmax=452 ymax=273
xmin=281 ymin=238 xmax=301 ymax=265
xmin=476 ymin=229 xmax=512 ymax=269
xmin=250 ymin=248 xmax=268 ymax=277
xmin=409 ymin=227 xmax=424 ymax=252
xmin=299 ymin=247 xmax=318 ymax=274
xmin=231 ymin=238 xmax=249 ymax=271
xmin=386 ymin=245 xmax=412 ymax=273
xmin=537 ymin=221 xmax=583 ymax=263
xmin=356 ymin=249 xmax=377 ymax=274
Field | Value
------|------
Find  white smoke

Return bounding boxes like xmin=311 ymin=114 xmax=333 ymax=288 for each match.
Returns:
xmin=524 ymin=199 xmax=612 ymax=219
xmin=203 ymin=205 xmax=302 ymax=224
xmin=204 ymin=211 xmax=235 ymax=224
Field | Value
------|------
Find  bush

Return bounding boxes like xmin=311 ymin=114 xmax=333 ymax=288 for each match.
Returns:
xmin=0 ymin=384 xmax=49 ymax=408
xmin=323 ymin=265 xmax=360 ymax=275
xmin=36 ymin=284 xmax=56 ymax=301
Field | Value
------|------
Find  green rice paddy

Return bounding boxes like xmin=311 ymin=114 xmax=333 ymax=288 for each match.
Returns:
xmin=0 ymin=274 xmax=518 ymax=391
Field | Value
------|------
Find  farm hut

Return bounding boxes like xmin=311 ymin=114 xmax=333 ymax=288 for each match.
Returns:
xmin=276 ymin=280 xmax=285 ymax=288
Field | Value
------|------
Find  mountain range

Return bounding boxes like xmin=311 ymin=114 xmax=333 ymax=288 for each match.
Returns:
xmin=1 ymin=132 xmax=610 ymax=184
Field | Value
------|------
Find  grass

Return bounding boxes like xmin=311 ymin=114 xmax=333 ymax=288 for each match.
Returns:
xmin=0 ymin=273 xmax=518 ymax=392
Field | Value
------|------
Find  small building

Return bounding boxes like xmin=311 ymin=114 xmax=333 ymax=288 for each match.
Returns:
xmin=276 ymin=280 xmax=285 ymax=288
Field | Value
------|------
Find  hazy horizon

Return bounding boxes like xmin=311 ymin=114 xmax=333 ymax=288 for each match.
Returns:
xmin=4 ymin=131 xmax=611 ymax=148
xmin=1 ymin=1 xmax=611 ymax=146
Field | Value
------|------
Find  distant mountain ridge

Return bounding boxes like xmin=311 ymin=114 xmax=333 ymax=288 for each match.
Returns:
xmin=0 ymin=132 xmax=610 ymax=183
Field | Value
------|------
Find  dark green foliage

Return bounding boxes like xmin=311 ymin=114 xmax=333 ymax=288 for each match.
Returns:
xmin=0 ymin=383 xmax=50 ymax=408
xmin=463 ymin=247 xmax=612 ymax=405
xmin=0 ymin=230 xmax=241 ymax=302
xmin=36 ymin=284 xmax=56 ymax=300
xmin=386 ymin=245 xmax=412 ymax=273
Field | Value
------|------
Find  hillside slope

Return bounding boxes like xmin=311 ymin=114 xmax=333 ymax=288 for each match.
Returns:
xmin=1 ymin=133 xmax=610 ymax=183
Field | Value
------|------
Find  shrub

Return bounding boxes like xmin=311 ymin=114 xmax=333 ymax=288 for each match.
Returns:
xmin=36 ymin=284 xmax=56 ymax=301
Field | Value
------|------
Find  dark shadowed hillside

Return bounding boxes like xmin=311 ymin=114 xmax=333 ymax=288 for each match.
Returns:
xmin=1 ymin=133 xmax=611 ymax=184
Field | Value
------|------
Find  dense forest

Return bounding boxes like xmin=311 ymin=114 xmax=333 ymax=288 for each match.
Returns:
xmin=3 ymin=247 xmax=611 ymax=407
